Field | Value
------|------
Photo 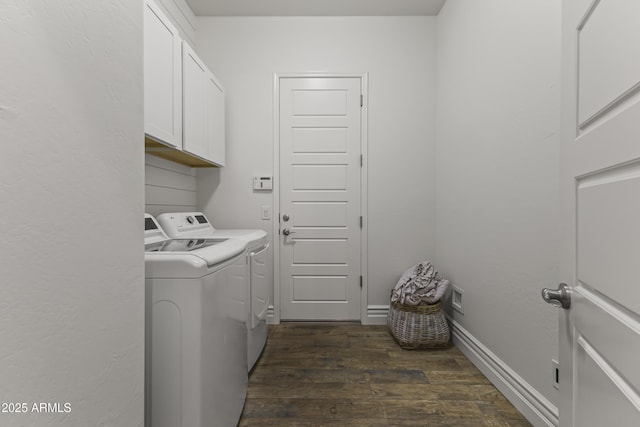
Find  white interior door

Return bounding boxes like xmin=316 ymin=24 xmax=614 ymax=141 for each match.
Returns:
xmin=556 ymin=0 xmax=640 ymax=425
xmin=279 ymin=76 xmax=362 ymax=320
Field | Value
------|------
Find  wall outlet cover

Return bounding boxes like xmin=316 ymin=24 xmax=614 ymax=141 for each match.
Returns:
xmin=452 ymin=286 xmax=464 ymax=314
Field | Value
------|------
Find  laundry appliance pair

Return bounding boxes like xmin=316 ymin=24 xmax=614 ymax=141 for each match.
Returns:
xmin=156 ymin=212 xmax=270 ymax=371
xmin=144 ymin=213 xmax=270 ymax=427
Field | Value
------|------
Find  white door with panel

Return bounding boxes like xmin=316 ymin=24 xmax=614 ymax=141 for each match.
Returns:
xmin=549 ymin=0 xmax=640 ymax=425
xmin=279 ymin=77 xmax=362 ymax=320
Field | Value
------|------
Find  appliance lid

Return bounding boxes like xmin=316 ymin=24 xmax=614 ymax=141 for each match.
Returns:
xmin=145 ymin=237 xmax=248 ymax=278
xmin=145 ymin=238 xmax=227 ymax=253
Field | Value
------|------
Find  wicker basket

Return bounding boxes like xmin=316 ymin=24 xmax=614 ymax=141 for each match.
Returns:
xmin=387 ymin=300 xmax=450 ymax=349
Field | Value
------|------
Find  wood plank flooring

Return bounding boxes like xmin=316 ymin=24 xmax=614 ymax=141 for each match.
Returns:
xmin=239 ymin=323 xmax=532 ymax=426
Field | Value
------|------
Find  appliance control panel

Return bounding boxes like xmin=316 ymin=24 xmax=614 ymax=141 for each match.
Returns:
xmin=156 ymin=212 xmax=215 ymax=237
xmin=144 ymin=214 xmax=169 ymax=245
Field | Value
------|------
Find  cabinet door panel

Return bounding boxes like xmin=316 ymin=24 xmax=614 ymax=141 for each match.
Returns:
xmin=206 ymin=74 xmax=225 ymax=166
xmin=182 ymin=43 xmax=208 ymax=160
xmin=144 ymin=1 xmax=182 ymax=148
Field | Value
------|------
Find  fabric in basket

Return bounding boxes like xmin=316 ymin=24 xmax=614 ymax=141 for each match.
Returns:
xmin=391 ymin=261 xmax=449 ymax=306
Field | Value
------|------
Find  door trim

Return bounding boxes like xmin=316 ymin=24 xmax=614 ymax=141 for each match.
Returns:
xmin=271 ymin=72 xmax=369 ymax=324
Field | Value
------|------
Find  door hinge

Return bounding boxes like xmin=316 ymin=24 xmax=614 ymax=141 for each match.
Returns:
xmin=360 ymin=94 xmax=363 ymax=107
xmin=360 ymin=154 xmax=363 ymax=167
xmin=360 ymin=275 xmax=363 ymax=288
xmin=360 ymin=216 xmax=363 ymax=229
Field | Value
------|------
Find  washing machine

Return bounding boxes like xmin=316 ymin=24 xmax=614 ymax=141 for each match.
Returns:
xmin=144 ymin=214 xmax=248 ymax=427
xmin=157 ymin=212 xmax=270 ymax=371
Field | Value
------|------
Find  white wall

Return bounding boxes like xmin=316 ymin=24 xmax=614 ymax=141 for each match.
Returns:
xmin=195 ymin=17 xmax=437 ymax=322
xmin=435 ymin=0 xmax=561 ymax=424
xmin=0 ymin=2 xmax=144 ymax=426
xmin=145 ymin=155 xmax=197 ymax=217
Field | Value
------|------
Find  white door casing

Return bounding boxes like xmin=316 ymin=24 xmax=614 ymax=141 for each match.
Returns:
xmin=277 ymin=76 xmax=364 ymax=321
xmin=558 ymin=0 xmax=640 ymax=425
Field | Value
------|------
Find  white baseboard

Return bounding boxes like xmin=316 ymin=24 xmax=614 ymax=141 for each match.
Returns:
xmin=268 ymin=304 xmax=390 ymax=325
xmin=449 ymin=318 xmax=558 ymax=427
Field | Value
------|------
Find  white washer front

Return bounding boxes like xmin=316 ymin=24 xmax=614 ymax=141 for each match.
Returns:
xmin=144 ymin=214 xmax=248 ymax=427
xmin=157 ymin=212 xmax=270 ymax=371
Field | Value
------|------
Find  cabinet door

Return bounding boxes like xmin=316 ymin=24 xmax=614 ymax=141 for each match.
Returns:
xmin=144 ymin=1 xmax=182 ymax=148
xmin=182 ymin=43 xmax=208 ymax=160
xmin=206 ymin=73 xmax=225 ymax=166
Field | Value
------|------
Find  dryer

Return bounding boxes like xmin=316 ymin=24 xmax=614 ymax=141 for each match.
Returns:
xmin=144 ymin=214 xmax=248 ymax=427
xmin=157 ymin=212 xmax=270 ymax=371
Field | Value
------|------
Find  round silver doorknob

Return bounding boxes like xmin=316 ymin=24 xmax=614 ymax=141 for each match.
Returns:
xmin=282 ymin=214 xmax=290 ymax=222
xmin=541 ymin=283 xmax=571 ymax=309
xmin=282 ymin=228 xmax=295 ymax=236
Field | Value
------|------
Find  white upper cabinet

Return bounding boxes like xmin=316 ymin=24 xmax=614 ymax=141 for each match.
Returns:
xmin=144 ymin=1 xmax=226 ymax=167
xmin=206 ymin=73 xmax=225 ymax=167
xmin=183 ymin=42 xmax=226 ymax=166
xmin=182 ymin=42 xmax=209 ymax=160
xmin=144 ymin=0 xmax=182 ymax=148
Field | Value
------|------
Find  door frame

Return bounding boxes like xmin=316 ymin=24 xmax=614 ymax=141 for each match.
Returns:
xmin=271 ymin=72 xmax=369 ymax=324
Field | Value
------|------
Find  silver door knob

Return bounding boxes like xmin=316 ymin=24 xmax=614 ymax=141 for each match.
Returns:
xmin=282 ymin=214 xmax=290 ymax=222
xmin=282 ymin=228 xmax=295 ymax=236
xmin=541 ymin=283 xmax=571 ymax=309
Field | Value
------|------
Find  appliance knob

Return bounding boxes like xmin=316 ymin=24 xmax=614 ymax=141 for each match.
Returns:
xmin=186 ymin=216 xmax=195 ymax=224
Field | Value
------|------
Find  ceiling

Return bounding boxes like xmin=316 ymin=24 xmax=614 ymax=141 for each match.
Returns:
xmin=185 ymin=0 xmax=447 ymax=17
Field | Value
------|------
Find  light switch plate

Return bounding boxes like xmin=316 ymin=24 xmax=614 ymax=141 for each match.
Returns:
xmin=261 ymin=206 xmax=271 ymax=220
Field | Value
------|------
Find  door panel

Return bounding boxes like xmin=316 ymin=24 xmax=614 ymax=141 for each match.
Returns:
xmin=292 ymin=276 xmax=348 ymax=301
xmin=293 ymin=90 xmax=348 ymax=115
xmin=578 ymin=0 xmax=640 ymax=127
xmin=292 ymin=164 xmax=347 ymax=190
xmin=292 ymin=128 xmax=348 ymax=153
xmin=292 ymin=239 xmax=347 ymax=264
xmin=143 ymin=1 xmax=182 ymax=148
xmin=182 ymin=43 xmax=208 ymax=160
xmin=279 ymin=77 xmax=361 ymax=320
xmin=292 ymin=202 xmax=347 ymax=227
xmin=574 ymin=336 xmax=640 ymax=427
xmin=573 ymin=288 xmax=640 ymax=392
xmin=206 ymin=73 xmax=225 ymax=166
xmin=560 ymin=0 xmax=640 ymax=425
xmin=577 ymin=167 xmax=640 ymax=314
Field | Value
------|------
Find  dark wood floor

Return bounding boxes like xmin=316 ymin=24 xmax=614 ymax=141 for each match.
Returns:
xmin=239 ymin=323 xmax=532 ymax=426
